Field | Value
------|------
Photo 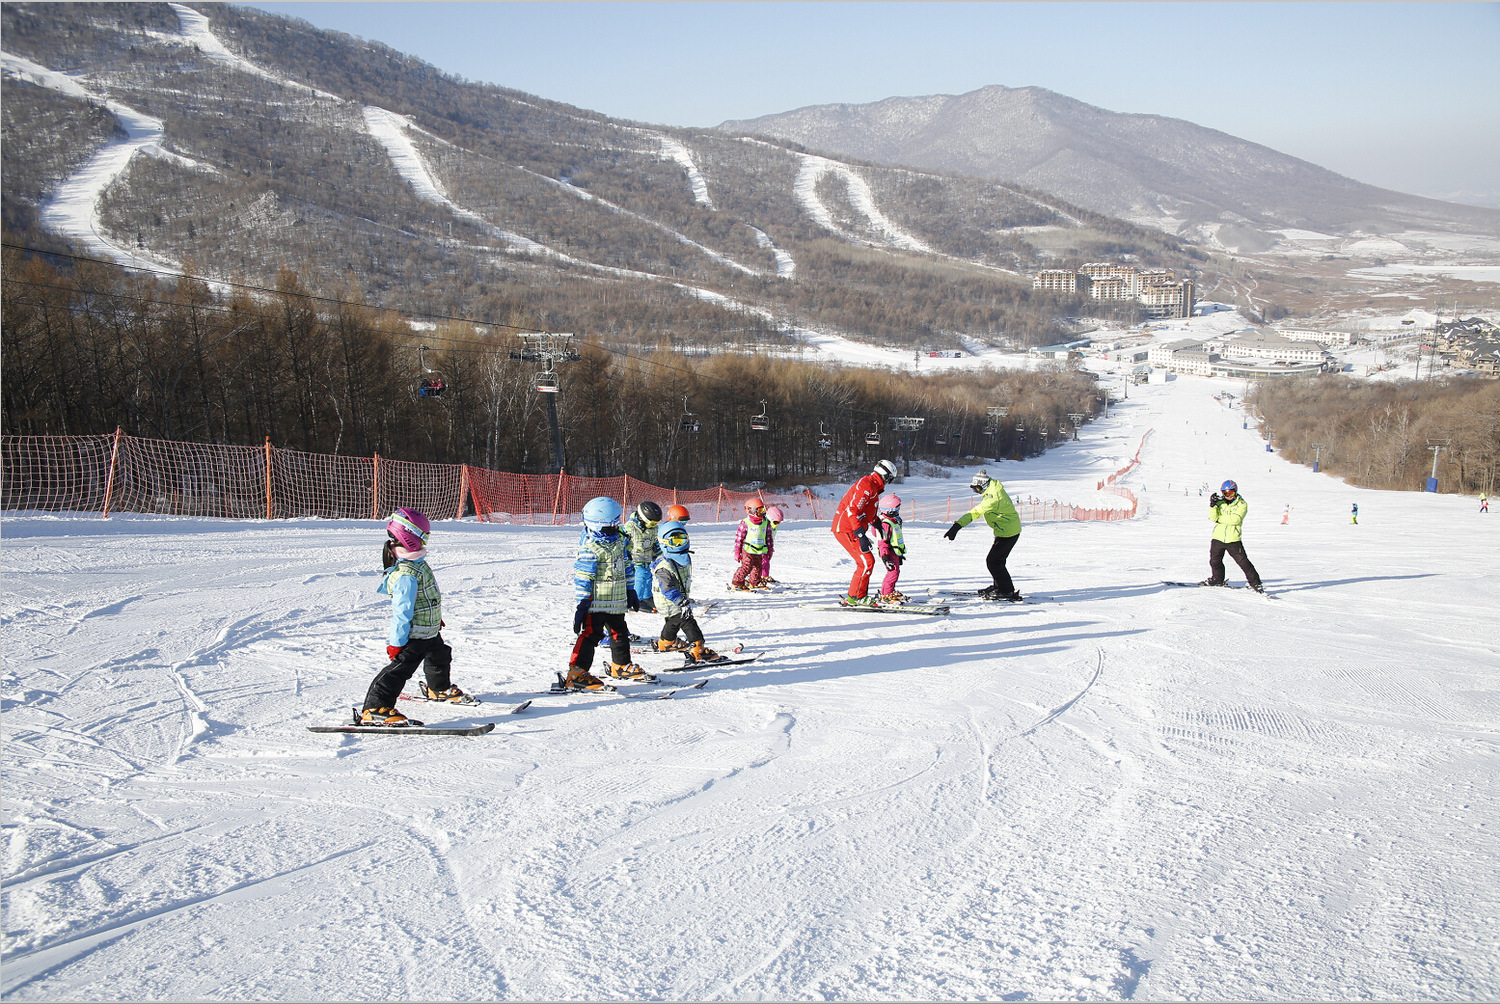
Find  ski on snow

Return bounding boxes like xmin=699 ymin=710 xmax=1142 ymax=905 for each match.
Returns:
xmin=1162 ymin=580 xmax=1277 ymax=599
xmin=934 ymin=590 xmax=1048 ymax=605
xmin=539 ymin=673 xmax=711 ymax=699
xmin=800 ymin=599 xmax=949 ymax=616
xmin=308 ymin=705 xmax=513 ymax=736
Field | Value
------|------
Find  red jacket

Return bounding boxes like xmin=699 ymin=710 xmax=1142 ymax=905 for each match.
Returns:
xmin=831 ymin=473 xmax=885 ymax=535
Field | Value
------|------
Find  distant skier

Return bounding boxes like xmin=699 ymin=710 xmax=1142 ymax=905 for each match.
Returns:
xmin=1281 ymin=504 xmax=1291 ymax=525
xmin=1350 ymin=503 xmax=1359 ymax=525
xmin=567 ymin=497 xmax=653 ymax=690
xmin=730 ymin=498 xmax=769 ymax=591
xmin=831 ymin=460 xmax=898 ymax=606
xmin=650 ymin=520 xmax=719 ymax=663
xmin=1482 ymin=494 xmax=1489 ymax=513
xmin=758 ymin=506 xmax=784 ymax=585
xmin=1201 ymin=480 xmax=1264 ymax=592
xmin=944 ymin=469 xmax=1023 ymax=601
xmin=621 ymin=501 xmax=662 ymax=612
xmin=360 ymin=509 xmax=472 ymax=727
xmin=875 ymin=493 xmax=909 ymax=604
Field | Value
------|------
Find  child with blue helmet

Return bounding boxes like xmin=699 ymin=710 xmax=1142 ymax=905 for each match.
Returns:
xmin=650 ymin=521 xmax=719 ymax=663
xmin=567 ymin=497 xmax=653 ymax=689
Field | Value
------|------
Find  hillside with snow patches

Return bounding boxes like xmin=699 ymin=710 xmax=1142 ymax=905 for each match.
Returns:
xmin=4 ymin=375 xmax=1496 ymax=1001
xmin=2 ymin=2 xmax=1180 ymax=355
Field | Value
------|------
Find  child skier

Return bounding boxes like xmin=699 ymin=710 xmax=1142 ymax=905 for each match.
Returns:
xmin=621 ymin=501 xmax=662 ymax=612
xmin=567 ymin=496 xmax=653 ymax=689
xmin=730 ymin=498 xmax=769 ymax=591
xmin=1202 ymin=480 xmax=1264 ymax=592
xmin=360 ymin=509 xmax=471 ymax=727
xmin=650 ymin=520 xmax=719 ymax=663
xmin=1351 ymin=503 xmax=1359 ymax=525
xmin=944 ymin=469 xmax=1023 ymax=601
xmin=875 ymin=494 xmax=908 ymax=604
xmin=758 ymin=505 xmax=784 ymax=586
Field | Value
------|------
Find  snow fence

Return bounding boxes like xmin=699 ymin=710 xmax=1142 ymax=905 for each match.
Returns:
xmin=0 ymin=430 xmax=821 ymax=524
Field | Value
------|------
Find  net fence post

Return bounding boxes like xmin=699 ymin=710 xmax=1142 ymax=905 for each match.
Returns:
xmin=372 ymin=453 xmax=380 ymax=520
xmin=101 ymin=427 xmax=124 ymax=518
xmin=264 ymin=437 xmax=273 ymax=519
xmin=552 ymin=469 xmax=565 ymax=525
xmin=457 ymin=464 xmax=470 ymax=520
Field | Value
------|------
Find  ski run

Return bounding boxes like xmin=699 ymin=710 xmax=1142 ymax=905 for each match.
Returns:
xmin=3 ymin=374 xmax=1497 ymax=1001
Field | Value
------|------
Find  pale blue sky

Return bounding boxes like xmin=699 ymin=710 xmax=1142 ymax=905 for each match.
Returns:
xmin=248 ymin=2 xmax=1500 ymax=206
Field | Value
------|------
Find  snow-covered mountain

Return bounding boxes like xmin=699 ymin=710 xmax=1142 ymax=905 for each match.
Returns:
xmin=0 ymin=3 xmax=1186 ymax=353
xmin=720 ymin=85 xmax=1500 ymax=253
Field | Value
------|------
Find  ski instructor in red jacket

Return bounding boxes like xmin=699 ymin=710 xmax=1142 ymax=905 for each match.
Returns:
xmin=831 ymin=459 xmax=898 ymax=606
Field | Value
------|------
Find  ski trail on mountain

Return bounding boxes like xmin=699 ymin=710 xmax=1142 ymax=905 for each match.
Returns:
xmin=793 ymin=153 xmax=935 ymax=253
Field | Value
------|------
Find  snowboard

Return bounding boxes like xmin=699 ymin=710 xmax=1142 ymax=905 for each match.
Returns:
xmin=1162 ymin=580 xmax=1277 ymax=599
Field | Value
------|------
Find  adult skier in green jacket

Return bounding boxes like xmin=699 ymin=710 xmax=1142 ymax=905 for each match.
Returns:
xmin=944 ymin=470 xmax=1024 ymax=601
xmin=1201 ymin=479 xmax=1264 ymax=592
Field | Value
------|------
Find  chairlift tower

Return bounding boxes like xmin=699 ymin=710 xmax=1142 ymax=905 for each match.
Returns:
xmin=1424 ymin=438 xmax=1450 ymax=493
xmin=1067 ymin=412 xmax=1086 ymax=441
xmin=514 ymin=333 xmax=577 ymax=474
xmin=987 ymin=406 xmax=1009 ymax=462
xmin=889 ymin=416 xmax=924 ymax=477
xmin=1309 ymin=442 xmax=1326 ymax=473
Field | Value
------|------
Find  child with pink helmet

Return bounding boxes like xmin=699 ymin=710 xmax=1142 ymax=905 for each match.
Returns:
xmin=874 ymin=494 xmax=909 ymax=604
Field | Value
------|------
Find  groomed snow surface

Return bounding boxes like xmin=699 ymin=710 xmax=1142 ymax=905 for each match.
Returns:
xmin=4 ymin=377 xmax=1497 ymax=1001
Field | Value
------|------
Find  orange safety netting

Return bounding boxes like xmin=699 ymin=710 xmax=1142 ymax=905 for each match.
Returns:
xmin=2 ymin=431 xmax=821 ymax=524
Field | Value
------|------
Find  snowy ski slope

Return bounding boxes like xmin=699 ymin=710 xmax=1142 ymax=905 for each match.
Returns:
xmin=3 ymin=377 xmax=1496 ymax=1001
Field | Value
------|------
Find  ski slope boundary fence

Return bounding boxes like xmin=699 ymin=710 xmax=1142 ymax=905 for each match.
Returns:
xmin=0 ymin=431 xmax=822 ymax=525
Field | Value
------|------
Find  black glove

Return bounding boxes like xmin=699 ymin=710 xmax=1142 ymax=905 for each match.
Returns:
xmin=944 ymin=522 xmax=961 ymax=540
xmin=882 ymin=556 xmax=895 ymax=571
xmin=626 ymin=587 xmax=639 ymax=612
xmin=1210 ymin=492 xmax=1223 ymax=507
xmin=858 ymin=534 xmax=871 ymax=553
xmin=573 ymin=597 xmax=592 ymax=635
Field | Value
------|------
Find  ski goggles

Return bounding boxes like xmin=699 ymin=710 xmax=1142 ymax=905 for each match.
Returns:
xmin=662 ymin=529 xmax=689 ymax=549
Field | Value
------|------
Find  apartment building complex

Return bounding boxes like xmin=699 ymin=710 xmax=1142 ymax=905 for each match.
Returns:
xmin=1033 ymin=263 xmax=1195 ymax=319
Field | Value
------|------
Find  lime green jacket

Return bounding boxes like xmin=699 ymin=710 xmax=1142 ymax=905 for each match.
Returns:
xmin=957 ymin=480 xmax=1021 ymax=538
xmin=1211 ymin=495 xmax=1249 ymax=543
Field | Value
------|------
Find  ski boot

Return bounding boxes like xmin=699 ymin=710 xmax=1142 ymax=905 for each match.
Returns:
xmin=760 ymin=576 xmax=778 ymax=586
xmin=687 ymin=641 xmax=719 ymax=664
xmin=999 ymin=590 xmax=1024 ymax=603
xmin=421 ymin=683 xmax=476 ymax=704
xmin=1197 ymin=578 xmax=1225 ymax=587
xmin=977 ymin=584 xmax=1002 ymax=600
xmin=879 ymin=590 xmax=909 ymax=605
xmin=607 ymin=661 xmax=656 ymax=682
xmin=360 ymin=706 xmax=416 ymax=727
xmin=1248 ymin=583 xmax=1265 ymax=594
xmin=655 ymin=638 xmax=691 ymax=653
xmin=842 ymin=595 xmax=877 ymax=608
xmin=752 ymin=580 xmax=772 ymax=590
xmin=728 ymin=582 xmax=752 ymax=592
xmin=562 ymin=665 xmax=608 ymax=692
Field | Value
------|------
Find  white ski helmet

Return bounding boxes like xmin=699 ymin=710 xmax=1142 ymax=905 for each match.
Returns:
xmin=873 ymin=459 xmax=897 ymax=482
xmin=970 ymin=470 xmax=992 ymax=493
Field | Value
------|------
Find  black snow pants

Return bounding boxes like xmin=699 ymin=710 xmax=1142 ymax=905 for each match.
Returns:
xmin=363 ymin=634 xmax=452 ymax=710
xmin=987 ymin=532 xmax=1021 ymax=594
xmin=660 ymin=612 xmax=705 ymax=647
xmin=570 ymin=611 xmax=631 ymax=671
xmin=1208 ymin=539 xmax=1261 ymax=589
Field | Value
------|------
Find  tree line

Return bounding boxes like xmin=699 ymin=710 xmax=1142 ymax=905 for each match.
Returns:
xmin=2 ymin=250 xmax=1103 ymax=487
xmin=1248 ymin=375 xmax=1499 ymax=495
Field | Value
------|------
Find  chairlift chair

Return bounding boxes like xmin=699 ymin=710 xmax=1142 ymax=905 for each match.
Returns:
xmin=416 ymin=345 xmax=447 ymax=398
xmin=750 ymin=400 xmax=770 ymax=432
xmin=817 ymin=422 xmax=832 ymax=450
xmin=865 ymin=423 xmax=881 ymax=447
xmin=679 ymin=398 xmax=701 ymax=434
xmin=535 ymin=365 xmax=559 ymax=394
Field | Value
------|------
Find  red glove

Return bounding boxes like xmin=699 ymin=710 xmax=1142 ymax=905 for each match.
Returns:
xmin=386 ymin=645 xmax=404 ymax=661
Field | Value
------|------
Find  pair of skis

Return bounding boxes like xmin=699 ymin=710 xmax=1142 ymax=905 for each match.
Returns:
xmin=308 ymin=698 xmax=530 ymax=736
xmin=1162 ymin=580 xmax=1277 ymax=599
xmin=800 ymin=598 xmax=951 ymax=616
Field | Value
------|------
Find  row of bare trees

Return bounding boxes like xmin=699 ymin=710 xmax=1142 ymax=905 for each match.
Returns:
xmin=1248 ymin=375 xmax=1500 ymax=495
xmin=2 ymin=250 xmax=1102 ymax=487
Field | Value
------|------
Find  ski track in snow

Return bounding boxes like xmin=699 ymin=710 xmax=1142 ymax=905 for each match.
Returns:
xmin=4 ymin=375 xmax=1498 ymax=1001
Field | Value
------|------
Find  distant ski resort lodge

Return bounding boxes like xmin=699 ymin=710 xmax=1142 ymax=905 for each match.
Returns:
xmin=1033 ymin=264 xmax=1195 ymax=319
xmin=1148 ymin=331 xmax=1335 ymax=379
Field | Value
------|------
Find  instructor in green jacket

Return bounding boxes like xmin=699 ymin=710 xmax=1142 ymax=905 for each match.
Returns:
xmin=944 ymin=470 xmax=1023 ymax=602
xmin=1202 ymin=479 xmax=1264 ymax=592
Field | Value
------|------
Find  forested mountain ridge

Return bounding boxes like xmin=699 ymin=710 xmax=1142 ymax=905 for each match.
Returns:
xmin=0 ymin=2 xmax=1186 ymax=354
